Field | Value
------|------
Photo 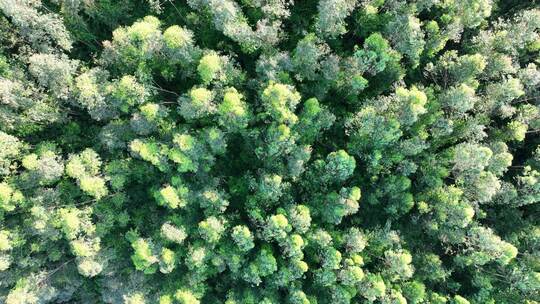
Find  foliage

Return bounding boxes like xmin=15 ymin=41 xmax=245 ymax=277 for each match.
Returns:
xmin=0 ymin=0 xmax=539 ymax=303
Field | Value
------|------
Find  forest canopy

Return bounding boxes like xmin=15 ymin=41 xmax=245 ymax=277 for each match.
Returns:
xmin=0 ymin=0 xmax=539 ymax=303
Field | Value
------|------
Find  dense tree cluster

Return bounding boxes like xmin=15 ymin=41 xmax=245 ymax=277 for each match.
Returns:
xmin=0 ymin=0 xmax=539 ymax=303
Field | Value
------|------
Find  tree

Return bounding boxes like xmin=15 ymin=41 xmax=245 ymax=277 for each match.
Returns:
xmin=218 ymin=87 xmax=250 ymax=130
xmin=261 ymin=82 xmax=302 ymax=125
xmin=0 ymin=131 xmax=23 ymax=176
xmin=232 ymin=225 xmax=255 ymax=252
xmin=28 ymin=53 xmax=78 ymax=99
xmin=66 ymin=148 xmax=108 ymax=199
xmin=386 ymin=9 xmax=425 ymax=67
xmin=315 ymin=0 xmax=358 ymax=38
xmin=0 ymin=0 xmax=73 ymax=51
xmin=0 ymin=2 xmax=538 ymax=303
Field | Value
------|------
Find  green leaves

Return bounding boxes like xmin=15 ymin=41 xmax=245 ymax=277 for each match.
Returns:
xmin=354 ymin=32 xmax=393 ymax=74
xmin=261 ymin=82 xmax=302 ymax=125
xmin=218 ymin=88 xmax=250 ymax=130
xmin=316 ymin=0 xmax=358 ymax=38
xmin=179 ymin=87 xmax=215 ymax=120
xmin=163 ymin=25 xmax=193 ymax=49
xmin=154 ymin=184 xmax=188 ymax=209
xmin=0 ymin=183 xmax=22 ymax=212
xmin=1 ymin=2 xmax=539 ymax=303
xmin=66 ymin=149 xmax=108 ymax=199
xmin=198 ymin=216 xmax=226 ymax=243
xmin=130 ymin=237 xmax=159 ymax=274
xmin=198 ymin=52 xmax=222 ymax=84
xmin=232 ymin=225 xmax=255 ymax=252
xmin=325 ymin=150 xmax=356 ymax=181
